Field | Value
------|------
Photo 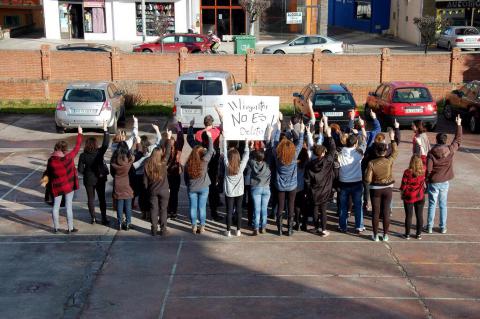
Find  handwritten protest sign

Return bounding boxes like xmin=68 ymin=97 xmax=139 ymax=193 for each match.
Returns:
xmin=222 ymin=95 xmax=279 ymax=140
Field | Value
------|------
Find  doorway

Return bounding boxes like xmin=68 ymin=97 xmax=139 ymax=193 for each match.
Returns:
xmin=200 ymin=0 xmax=246 ymax=36
xmin=59 ymin=3 xmax=84 ymax=39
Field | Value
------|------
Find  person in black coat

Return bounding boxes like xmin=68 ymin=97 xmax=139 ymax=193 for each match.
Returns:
xmin=304 ymin=125 xmax=336 ymax=237
xmin=78 ymin=122 xmax=110 ymax=225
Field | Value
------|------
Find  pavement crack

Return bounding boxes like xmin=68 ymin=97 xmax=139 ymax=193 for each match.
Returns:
xmin=384 ymin=242 xmax=433 ymax=319
xmin=62 ymin=233 xmax=118 ymax=319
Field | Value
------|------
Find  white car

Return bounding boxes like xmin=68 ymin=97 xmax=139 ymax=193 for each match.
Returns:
xmin=437 ymin=26 xmax=480 ymax=51
xmin=262 ymin=35 xmax=343 ymax=54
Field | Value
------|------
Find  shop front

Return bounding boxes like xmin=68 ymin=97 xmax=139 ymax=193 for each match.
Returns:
xmin=44 ymin=0 xmax=189 ymax=41
xmin=328 ymin=0 xmax=391 ymax=34
xmin=261 ymin=0 xmax=328 ymax=36
xmin=436 ymin=0 xmax=480 ymax=27
xmin=0 ymin=0 xmax=44 ymax=36
xmin=199 ymin=0 xmax=245 ymax=38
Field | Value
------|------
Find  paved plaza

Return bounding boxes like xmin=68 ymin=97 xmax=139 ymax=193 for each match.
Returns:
xmin=0 ymin=115 xmax=479 ymax=318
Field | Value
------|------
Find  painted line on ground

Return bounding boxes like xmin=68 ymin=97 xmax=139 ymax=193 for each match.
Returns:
xmin=0 ymin=152 xmax=15 ymax=164
xmin=169 ymin=295 xmax=480 ymax=301
xmin=159 ymin=238 xmax=184 ymax=319
xmin=0 ymin=165 xmax=42 ymax=201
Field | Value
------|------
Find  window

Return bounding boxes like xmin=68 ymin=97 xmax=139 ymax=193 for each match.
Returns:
xmin=195 ymin=37 xmax=205 ymax=43
xmin=314 ymin=93 xmax=355 ymax=109
xmin=375 ymin=85 xmax=385 ymax=97
xmin=162 ymin=36 xmax=176 ymax=43
xmin=4 ymin=16 xmax=20 ymax=27
xmin=179 ymin=80 xmax=223 ymax=96
xmin=381 ymin=86 xmax=390 ymax=100
xmin=309 ymin=37 xmax=326 ymax=45
xmin=63 ymin=89 xmax=105 ymax=102
xmin=179 ymin=36 xmax=195 ymax=43
xmin=84 ymin=7 xmax=106 ymax=33
xmin=355 ymin=0 xmax=371 ymax=20
xmin=392 ymin=88 xmax=432 ymax=103
xmin=204 ymin=80 xmax=223 ymax=95
xmin=293 ymin=37 xmax=307 ymax=45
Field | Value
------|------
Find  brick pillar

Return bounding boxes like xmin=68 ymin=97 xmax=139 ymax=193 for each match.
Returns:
xmin=111 ymin=47 xmax=121 ymax=81
xmin=380 ymin=48 xmax=391 ymax=83
xmin=246 ymin=48 xmax=255 ymax=84
xmin=312 ymin=49 xmax=322 ymax=83
xmin=40 ymin=45 xmax=51 ymax=80
xmin=450 ymin=47 xmax=462 ymax=84
xmin=179 ymin=47 xmax=188 ymax=75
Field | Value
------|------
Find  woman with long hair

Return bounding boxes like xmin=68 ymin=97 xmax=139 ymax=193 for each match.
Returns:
xmin=184 ymin=131 xmax=214 ymax=234
xmin=166 ymin=122 xmax=184 ymax=220
xmin=143 ymin=138 xmax=171 ymax=236
xmin=222 ymin=139 xmax=250 ymax=237
xmin=400 ymin=154 xmax=426 ymax=240
xmin=412 ymin=120 xmax=430 ymax=165
xmin=78 ymin=122 xmax=109 ymax=225
xmin=365 ymin=129 xmax=399 ymax=242
xmin=111 ymin=141 xmax=135 ymax=230
xmin=273 ymin=120 xmax=305 ymax=236
xmin=47 ymin=126 xmax=83 ymax=233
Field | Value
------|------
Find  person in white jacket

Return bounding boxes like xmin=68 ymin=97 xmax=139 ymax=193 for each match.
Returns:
xmin=337 ymin=117 xmax=367 ymax=233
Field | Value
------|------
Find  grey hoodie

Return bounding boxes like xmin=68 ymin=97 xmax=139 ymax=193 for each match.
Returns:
xmin=249 ymin=159 xmax=271 ymax=188
xmin=223 ymin=141 xmax=250 ymax=197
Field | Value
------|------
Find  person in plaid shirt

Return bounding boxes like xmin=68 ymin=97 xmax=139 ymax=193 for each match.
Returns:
xmin=47 ymin=126 xmax=83 ymax=233
xmin=400 ymin=154 xmax=426 ymax=240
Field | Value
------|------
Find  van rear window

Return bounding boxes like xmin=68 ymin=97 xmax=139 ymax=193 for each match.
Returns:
xmin=179 ymin=80 xmax=223 ymax=95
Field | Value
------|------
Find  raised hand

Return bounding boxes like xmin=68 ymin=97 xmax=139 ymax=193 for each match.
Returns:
xmin=325 ymin=125 xmax=332 ymax=137
xmin=299 ymin=121 xmax=305 ymax=132
xmin=78 ymin=126 xmax=83 ymax=134
xmin=278 ymin=112 xmax=283 ymax=122
xmin=358 ymin=116 xmax=365 ymax=128
xmin=132 ymin=115 xmax=137 ymax=122
xmin=370 ymin=109 xmax=377 ymax=119
xmin=288 ymin=121 xmax=294 ymax=131
xmin=189 ymin=118 xmax=195 ymax=127
xmin=349 ymin=109 xmax=355 ymax=121
xmin=389 ymin=129 xmax=395 ymax=141
xmin=152 ymin=124 xmax=159 ymax=132
xmin=394 ymin=118 xmax=399 ymax=129
xmin=456 ymin=115 xmax=462 ymax=126
xmin=103 ymin=120 xmax=108 ymax=132
xmin=167 ymin=129 xmax=172 ymax=140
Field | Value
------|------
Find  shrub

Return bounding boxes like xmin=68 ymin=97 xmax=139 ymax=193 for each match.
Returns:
xmin=116 ymin=81 xmax=144 ymax=110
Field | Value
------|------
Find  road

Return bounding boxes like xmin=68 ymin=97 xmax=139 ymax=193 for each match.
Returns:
xmin=0 ymin=115 xmax=479 ymax=318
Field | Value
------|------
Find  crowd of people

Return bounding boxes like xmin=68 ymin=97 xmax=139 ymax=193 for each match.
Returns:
xmin=44 ymin=108 xmax=463 ymax=240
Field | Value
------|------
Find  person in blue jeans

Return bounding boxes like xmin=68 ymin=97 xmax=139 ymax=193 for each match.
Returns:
xmin=337 ymin=117 xmax=367 ymax=233
xmin=184 ymin=131 xmax=214 ymax=234
xmin=425 ymin=115 xmax=462 ymax=234
xmin=249 ymin=147 xmax=272 ymax=235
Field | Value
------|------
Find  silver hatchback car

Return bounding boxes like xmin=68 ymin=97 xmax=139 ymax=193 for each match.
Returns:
xmin=55 ymin=82 xmax=125 ymax=133
xmin=437 ymin=26 xmax=480 ymax=51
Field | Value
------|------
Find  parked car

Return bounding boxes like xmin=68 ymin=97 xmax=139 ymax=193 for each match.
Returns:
xmin=262 ymin=35 xmax=343 ymax=54
xmin=365 ymin=82 xmax=437 ymax=130
xmin=293 ymin=84 xmax=358 ymax=126
xmin=444 ymin=81 xmax=480 ymax=132
xmin=132 ymin=33 xmax=211 ymax=53
xmin=173 ymin=71 xmax=242 ymax=129
xmin=437 ymin=26 xmax=480 ymax=51
xmin=56 ymin=43 xmax=113 ymax=52
xmin=55 ymin=82 xmax=125 ymax=134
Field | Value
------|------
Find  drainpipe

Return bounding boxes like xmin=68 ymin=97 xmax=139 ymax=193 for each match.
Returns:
xmin=142 ymin=0 xmax=146 ymax=42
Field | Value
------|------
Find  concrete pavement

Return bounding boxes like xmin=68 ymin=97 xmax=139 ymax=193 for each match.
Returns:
xmin=0 ymin=114 xmax=479 ymax=318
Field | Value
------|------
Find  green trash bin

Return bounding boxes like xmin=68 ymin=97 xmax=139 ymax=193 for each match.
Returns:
xmin=233 ymin=35 xmax=256 ymax=54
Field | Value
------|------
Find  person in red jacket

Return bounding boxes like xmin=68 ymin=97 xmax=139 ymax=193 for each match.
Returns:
xmin=47 ymin=126 xmax=83 ymax=233
xmin=400 ymin=155 xmax=426 ymax=240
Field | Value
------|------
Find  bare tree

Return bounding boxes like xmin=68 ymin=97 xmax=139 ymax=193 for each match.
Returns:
xmin=414 ymin=15 xmax=450 ymax=54
xmin=239 ymin=0 xmax=271 ymax=36
xmin=153 ymin=14 xmax=171 ymax=36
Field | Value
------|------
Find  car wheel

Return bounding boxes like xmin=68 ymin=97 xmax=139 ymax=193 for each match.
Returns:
xmin=273 ymin=50 xmax=285 ymax=54
xmin=322 ymin=50 xmax=332 ymax=54
xmin=447 ymin=42 xmax=452 ymax=51
xmin=55 ymin=125 xmax=65 ymax=134
xmin=443 ymin=104 xmax=454 ymax=120
xmin=142 ymin=49 xmax=153 ymax=53
xmin=108 ymin=116 xmax=118 ymax=134
xmin=470 ymin=115 xmax=479 ymax=133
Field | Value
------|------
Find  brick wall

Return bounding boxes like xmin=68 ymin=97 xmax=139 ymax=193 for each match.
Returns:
xmin=0 ymin=46 xmax=478 ymax=105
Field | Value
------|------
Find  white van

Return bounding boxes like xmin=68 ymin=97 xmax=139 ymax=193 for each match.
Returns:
xmin=173 ymin=71 xmax=242 ymax=129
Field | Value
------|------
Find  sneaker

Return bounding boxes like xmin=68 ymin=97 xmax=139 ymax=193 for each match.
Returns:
xmin=321 ymin=230 xmax=330 ymax=237
xmin=224 ymin=230 xmax=232 ymax=237
xmin=337 ymin=227 xmax=347 ymax=233
xmin=236 ymin=230 xmax=241 ymax=237
xmin=91 ymin=218 xmax=96 ymax=225
xmin=260 ymin=227 xmax=266 ymax=234
xmin=192 ymin=225 xmax=197 ymax=234
xmin=253 ymin=229 xmax=259 ymax=236
xmin=416 ymin=234 xmax=422 ymax=240
xmin=160 ymin=228 xmax=169 ymax=236
xmin=403 ymin=234 xmax=411 ymax=240
xmin=383 ymin=234 xmax=389 ymax=242
xmin=424 ymin=226 xmax=432 ymax=234
xmin=355 ymin=227 xmax=366 ymax=234
xmin=315 ymin=228 xmax=322 ymax=234
xmin=126 ymin=224 xmax=133 ymax=231
xmin=371 ymin=234 xmax=380 ymax=242
xmin=199 ymin=225 xmax=205 ymax=234
xmin=53 ymin=228 xmax=59 ymax=234
xmin=67 ymin=228 xmax=78 ymax=234
xmin=440 ymin=228 xmax=447 ymax=234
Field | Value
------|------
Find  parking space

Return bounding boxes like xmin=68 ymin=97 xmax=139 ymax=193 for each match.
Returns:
xmin=0 ymin=114 xmax=479 ymax=318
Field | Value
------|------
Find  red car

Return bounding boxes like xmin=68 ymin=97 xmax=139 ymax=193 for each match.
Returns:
xmin=132 ymin=33 xmax=211 ymax=53
xmin=365 ymin=81 xmax=437 ymax=130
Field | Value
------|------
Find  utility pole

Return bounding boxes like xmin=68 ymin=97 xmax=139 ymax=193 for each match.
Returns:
xmin=142 ymin=0 xmax=146 ymax=42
